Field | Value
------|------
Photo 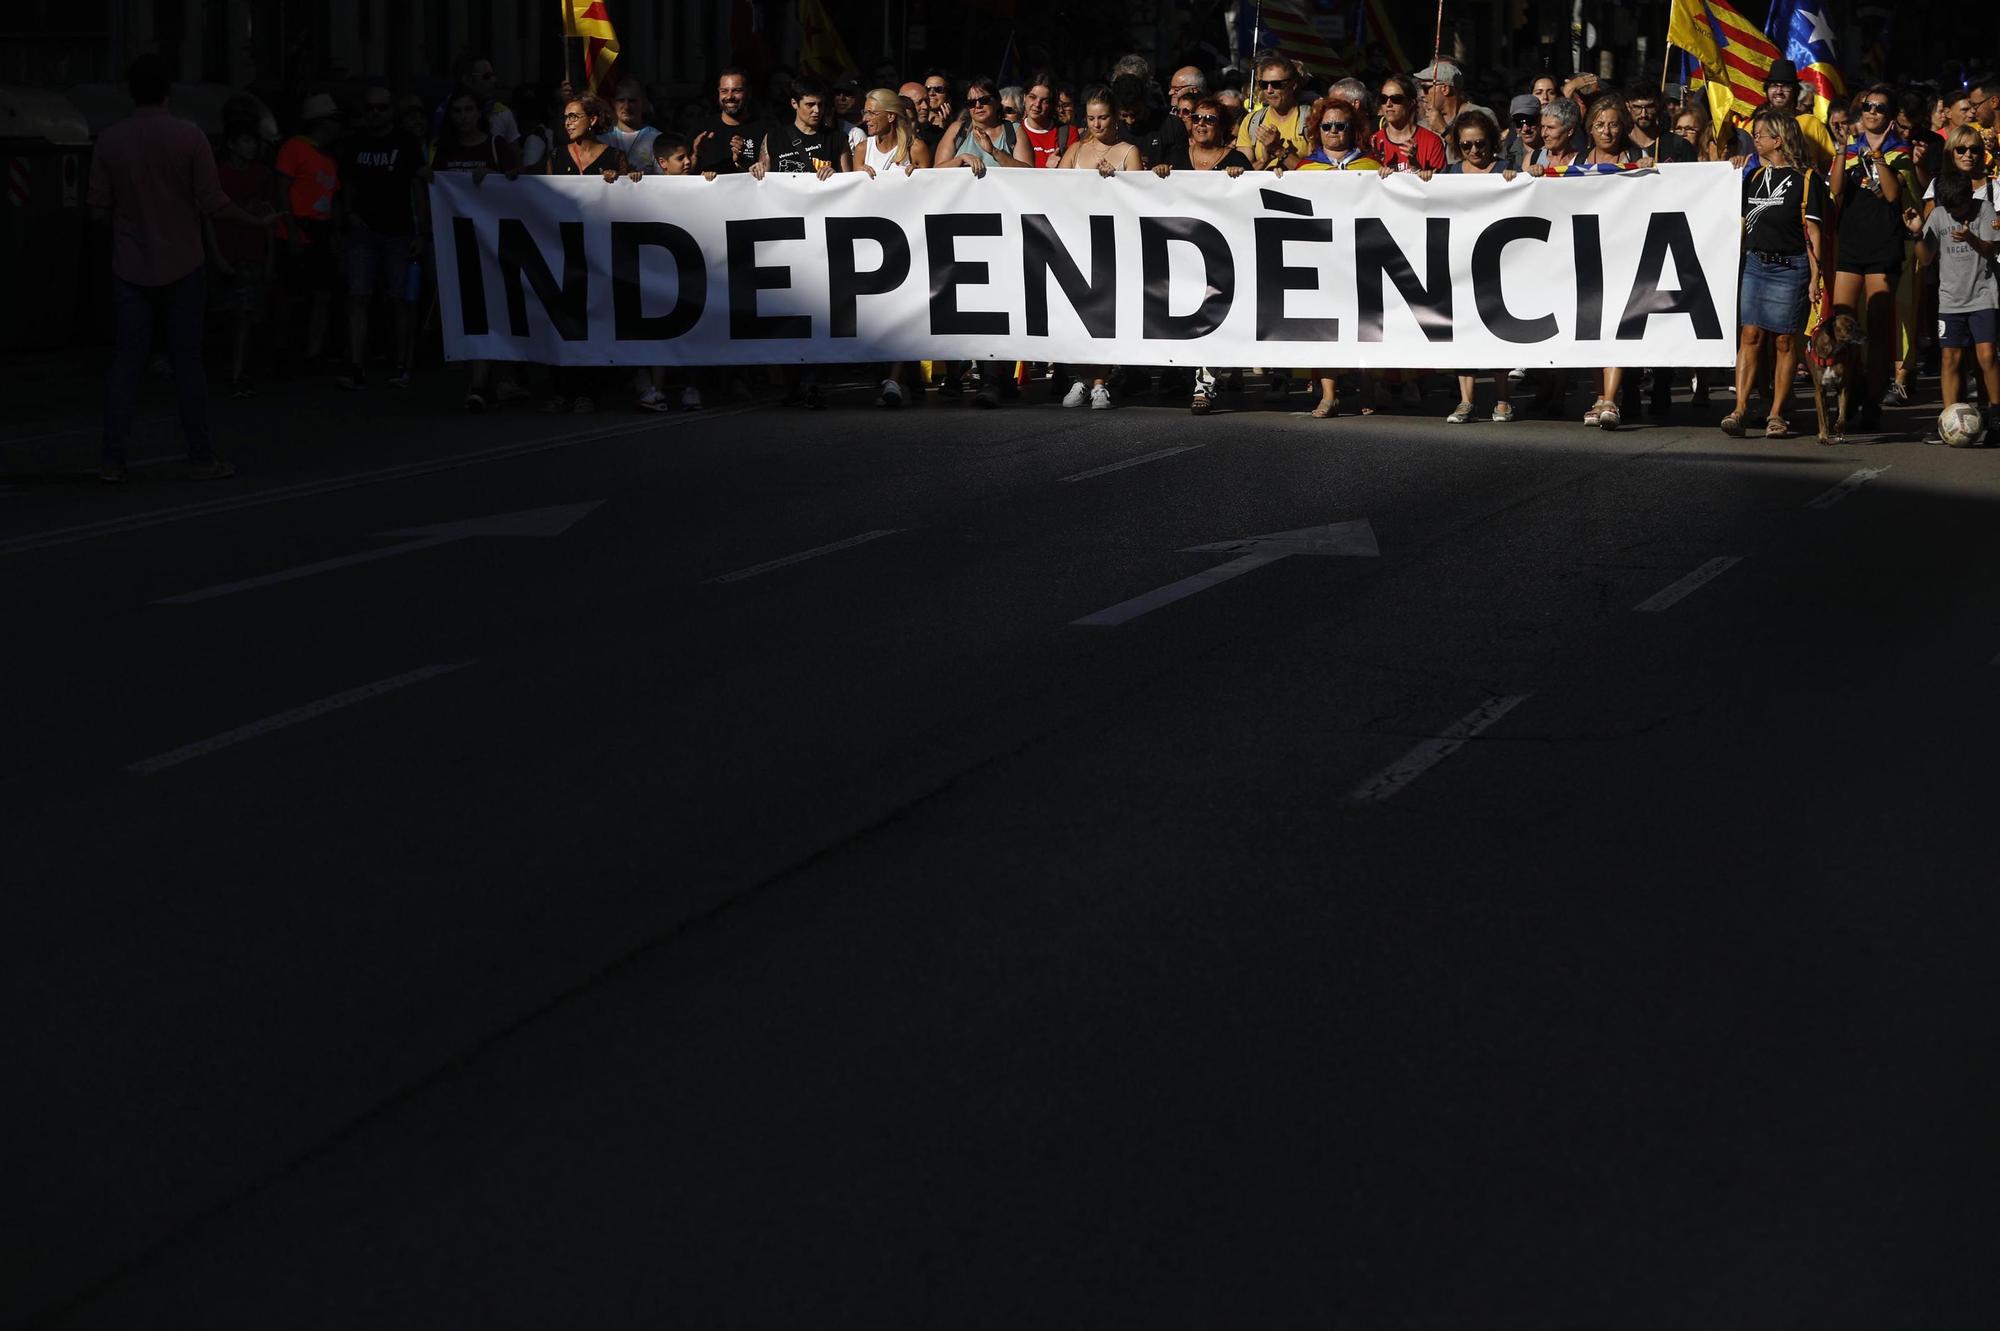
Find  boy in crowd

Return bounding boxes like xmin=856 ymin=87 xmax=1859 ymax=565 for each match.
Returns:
xmin=639 ymin=134 xmax=709 ymax=412
xmin=1910 ymin=174 xmax=2000 ymax=442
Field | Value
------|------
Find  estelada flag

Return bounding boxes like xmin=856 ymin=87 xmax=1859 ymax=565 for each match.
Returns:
xmin=561 ymin=0 xmax=622 ymax=99
xmin=1669 ymin=0 xmax=1779 ymax=125
xmin=797 ymin=0 xmax=857 ymax=82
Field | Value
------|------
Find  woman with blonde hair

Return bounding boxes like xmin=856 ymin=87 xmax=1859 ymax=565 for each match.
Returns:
xmin=855 ymin=88 xmax=932 ymax=407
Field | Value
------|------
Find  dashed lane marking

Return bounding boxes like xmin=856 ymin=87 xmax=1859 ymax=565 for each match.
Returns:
xmin=704 ymin=529 xmax=903 ymax=585
xmin=1633 ymin=556 xmax=1742 ymax=613
xmin=1057 ymin=444 xmax=1205 ymax=483
xmin=126 ymin=663 xmax=471 ymax=775
xmin=1804 ymin=465 xmax=1889 ymax=510
xmin=1348 ymin=694 xmax=1533 ymax=804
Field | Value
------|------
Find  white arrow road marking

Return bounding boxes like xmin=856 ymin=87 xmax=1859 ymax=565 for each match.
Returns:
xmin=705 ymin=529 xmax=903 ymax=584
xmin=1633 ymin=556 xmax=1741 ymax=612
xmin=1805 ymin=465 xmax=1889 ymax=510
xmin=1073 ymin=520 xmax=1378 ymax=627
xmin=1348 ymin=694 xmax=1533 ymax=804
xmin=154 ymin=502 xmax=602 ymax=605
xmin=126 ymin=662 xmax=471 ymax=775
xmin=1058 ymin=444 xmax=1205 ymax=483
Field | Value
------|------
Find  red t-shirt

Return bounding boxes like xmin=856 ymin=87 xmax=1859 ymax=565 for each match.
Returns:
xmin=215 ymin=160 xmax=275 ymax=266
xmin=275 ymin=135 xmax=339 ymax=224
xmin=1021 ymin=121 xmax=1069 ymax=168
xmin=1371 ymin=125 xmax=1447 ymax=173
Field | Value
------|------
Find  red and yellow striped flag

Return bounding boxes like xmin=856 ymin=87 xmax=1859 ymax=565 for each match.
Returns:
xmin=561 ymin=0 xmax=622 ymax=99
xmin=1669 ymin=0 xmax=1779 ymax=124
xmin=797 ymin=0 xmax=857 ymax=82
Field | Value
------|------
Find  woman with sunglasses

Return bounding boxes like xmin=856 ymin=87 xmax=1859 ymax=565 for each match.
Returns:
xmin=1832 ymin=83 xmax=1916 ymax=430
xmin=1156 ymin=97 xmax=1251 ymax=415
xmin=1435 ymin=110 xmax=1520 ymax=422
xmin=1720 ymin=110 xmax=1826 ymax=439
xmin=855 ymin=89 xmax=932 ymax=408
xmin=937 ymin=75 xmax=1032 ymax=175
xmin=1057 ymin=87 xmax=1141 ymax=410
xmin=1920 ymin=124 xmax=1992 ymax=220
xmin=538 ymin=95 xmax=629 ymax=414
xmin=1273 ymin=98 xmax=1385 ymax=416
xmin=1372 ymin=74 xmax=1446 ymax=174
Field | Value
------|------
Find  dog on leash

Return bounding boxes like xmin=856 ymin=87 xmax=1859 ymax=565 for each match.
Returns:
xmin=1807 ymin=311 xmax=1867 ymax=444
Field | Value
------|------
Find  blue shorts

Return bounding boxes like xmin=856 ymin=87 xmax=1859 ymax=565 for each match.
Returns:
xmin=1938 ymin=308 xmax=1998 ymax=349
xmin=345 ymin=221 xmax=415 ymax=300
xmin=1739 ymin=251 xmax=1811 ymax=334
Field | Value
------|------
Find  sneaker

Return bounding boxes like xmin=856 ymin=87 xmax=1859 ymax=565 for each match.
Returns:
xmin=495 ymin=382 xmax=531 ymax=405
xmin=1507 ymin=367 xmax=1528 ymax=383
xmin=803 ymin=384 xmax=824 ymax=410
xmin=463 ymin=392 xmax=487 ymax=412
xmin=1491 ymin=401 xmax=1515 ymax=423
xmin=1190 ymin=389 xmax=1213 ymax=415
xmin=571 ymin=396 xmax=596 ymax=414
xmin=1446 ymin=401 xmax=1476 ymax=423
xmin=1089 ymin=384 xmax=1113 ymax=410
xmin=96 ymin=461 xmax=126 ymax=484
xmin=1062 ymin=380 xmax=1088 ymax=408
xmin=972 ymin=386 xmax=1000 ymax=408
xmin=1880 ymin=380 xmax=1909 ymax=408
xmin=680 ymin=387 xmax=703 ymax=411
xmin=186 ymin=459 xmax=237 ymax=481
xmin=540 ymin=396 xmax=568 ymax=413
xmin=336 ymin=365 xmax=365 ymax=390
xmin=387 ymin=369 xmax=413 ymax=389
xmin=636 ymin=385 xmax=664 ymax=410
xmin=877 ymin=379 xmax=905 ymax=408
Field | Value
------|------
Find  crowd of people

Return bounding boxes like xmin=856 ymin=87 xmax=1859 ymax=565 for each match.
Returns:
xmin=84 ymin=45 xmax=2000 ymax=480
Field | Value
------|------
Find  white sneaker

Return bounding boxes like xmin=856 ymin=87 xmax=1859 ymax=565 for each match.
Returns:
xmin=636 ymin=386 xmax=663 ymax=410
xmin=1507 ymin=367 xmax=1528 ymax=383
xmin=1062 ymin=380 xmax=1088 ymax=408
xmin=1089 ymin=384 xmax=1112 ymax=410
xmin=680 ymin=386 xmax=702 ymax=411
xmin=876 ymin=378 xmax=905 ymax=408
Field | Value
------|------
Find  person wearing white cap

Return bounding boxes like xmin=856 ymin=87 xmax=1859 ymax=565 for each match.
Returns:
xmin=1416 ymin=60 xmax=1492 ymax=161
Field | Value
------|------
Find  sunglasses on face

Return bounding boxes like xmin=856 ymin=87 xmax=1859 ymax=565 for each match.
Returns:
xmin=1191 ymin=113 xmax=1220 ymax=125
xmin=1514 ymin=115 xmax=1536 ymax=125
xmin=965 ymin=96 xmax=992 ymax=107
xmin=1862 ymin=101 xmax=1892 ymax=113
xmin=1321 ymin=120 xmax=1352 ymax=132
xmin=1953 ymin=145 xmax=1981 ymax=153
xmin=1381 ymin=93 xmax=1410 ymax=105
xmin=1259 ymin=79 xmax=1291 ymax=89
xmin=925 ymin=84 xmax=947 ymax=94
xmin=1458 ymin=137 xmax=1490 ymax=150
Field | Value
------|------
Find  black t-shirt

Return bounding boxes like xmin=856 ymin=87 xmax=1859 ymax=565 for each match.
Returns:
xmin=1650 ymin=132 xmax=1696 ymax=164
xmin=1167 ymin=141 xmax=1251 ymax=171
xmin=765 ymin=121 xmax=847 ymax=173
xmin=341 ymin=131 xmax=422 ymax=235
xmin=429 ymin=135 xmax=514 ymax=174
xmin=1127 ymin=109 xmax=1186 ymax=169
xmin=694 ymin=115 xmax=762 ymax=173
xmin=543 ymin=141 xmax=626 ymax=176
xmin=1839 ymin=141 xmax=1913 ymax=265
xmin=914 ymin=121 xmax=946 ymax=153
xmin=1741 ymin=164 xmax=1828 ymax=255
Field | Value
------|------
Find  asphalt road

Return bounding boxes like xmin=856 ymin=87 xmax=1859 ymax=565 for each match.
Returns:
xmin=5 ymin=368 xmax=1998 ymax=1329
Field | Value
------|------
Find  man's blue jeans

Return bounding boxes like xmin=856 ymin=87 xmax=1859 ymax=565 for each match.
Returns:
xmin=103 ymin=268 xmax=213 ymax=466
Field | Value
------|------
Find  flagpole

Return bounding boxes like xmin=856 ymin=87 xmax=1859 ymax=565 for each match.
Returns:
xmin=1660 ymin=38 xmax=1672 ymax=92
xmin=1431 ymin=0 xmax=1445 ymax=73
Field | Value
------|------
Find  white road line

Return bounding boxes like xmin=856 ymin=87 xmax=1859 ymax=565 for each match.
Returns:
xmin=126 ymin=662 xmax=471 ymax=776
xmin=1805 ymin=465 xmax=1889 ymax=510
xmin=0 ymin=403 xmax=759 ymax=558
xmin=1072 ymin=552 xmax=1285 ymax=626
xmin=1057 ymin=444 xmax=1206 ymax=483
xmin=705 ymin=529 xmax=903 ymax=584
xmin=1348 ymin=694 xmax=1532 ymax=804
xmin=154 ymin=535 xmax=459 ymax=605
xmin=1633 ymin=556 xmax=1742 ymax=613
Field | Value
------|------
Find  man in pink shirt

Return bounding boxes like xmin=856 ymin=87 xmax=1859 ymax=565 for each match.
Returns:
xmin=87 ymin=54 xmax=275 ymax=481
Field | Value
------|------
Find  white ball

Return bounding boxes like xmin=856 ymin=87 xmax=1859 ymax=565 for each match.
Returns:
xmin=1939 ymin=402 xmax=1984 ymax=446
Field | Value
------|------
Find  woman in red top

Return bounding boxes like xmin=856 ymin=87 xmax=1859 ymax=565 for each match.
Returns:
xmin=1372 ymin=74 xmax=1447 ymax=173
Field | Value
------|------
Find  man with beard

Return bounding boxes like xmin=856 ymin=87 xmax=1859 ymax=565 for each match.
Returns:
xmin=694 ymin=67 xmax=762 ymax=174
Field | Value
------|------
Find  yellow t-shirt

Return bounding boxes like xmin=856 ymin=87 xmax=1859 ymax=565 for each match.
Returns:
xmin=1794 ymin=112 xmax=1836 ymax=170
xmin=1236 ymin=103 xmax=1314 ymax=165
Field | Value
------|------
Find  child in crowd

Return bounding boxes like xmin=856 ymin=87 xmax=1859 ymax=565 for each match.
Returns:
xmin=1909 ymin=171 xmax=2000 ymax=442
xmin=638 ymin=133 xmax=710 ymax=412
xmin=212 ymin=121 xmax=279 ymax=396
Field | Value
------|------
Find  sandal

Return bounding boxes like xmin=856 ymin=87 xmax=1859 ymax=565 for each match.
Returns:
xmin=1309 ymin=395 xmax=1339 ymax=419
xmin=1583 ymin=399 xmax=1608 ymax=426
xmin=1445 ymin=401 xmax=1476 ymax=423
xmin=1764 ymin=416 xmax=1791 ymax=439
xmin=1718 ymin=413 xmax=1746 ymax=437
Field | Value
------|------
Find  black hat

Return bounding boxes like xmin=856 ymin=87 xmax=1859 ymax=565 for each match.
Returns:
xmin=1764 ymin=58 xmax=1799 ymax=86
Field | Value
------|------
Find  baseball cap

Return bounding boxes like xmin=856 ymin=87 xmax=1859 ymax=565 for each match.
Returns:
xmin=1415 ymin=60 xmax=1465 ymax=89
xmin=1509 ymin=93 xmax=1540 ymax=119
xmin=300 ymin=92 xmax=340 ymax=121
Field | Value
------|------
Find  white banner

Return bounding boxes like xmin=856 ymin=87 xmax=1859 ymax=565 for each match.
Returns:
xmin=431 ymin=164 xmax=1742 ymax=369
